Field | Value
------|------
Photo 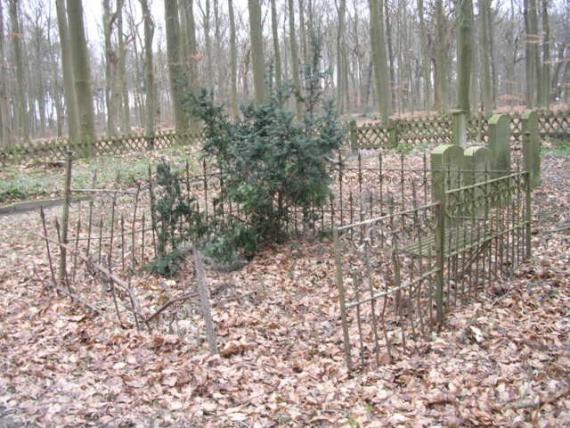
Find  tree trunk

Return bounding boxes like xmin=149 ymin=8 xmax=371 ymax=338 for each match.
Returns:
xmin=479 ymin=0 xmax=492 ymax=112
xmin=117 ymin=1 xmax=130 ymax=133
xmin=299 ymin=0 xmax=307 ymax=65
xmin=182 ymin=0 xmax=198 ymax=92
xmin=228 ymin=0 xmax=238 ymax=118
xmin=384 ymin=0 xmax=396 ymax=113
xmin=8 ymin=0 xmax=28 ymax=140
xmin=139 ymin=0 xmax=156 ymax=136
xmin=204 ymin=0 xmax=213 ymax=93
xmin=214 ymin=0 xmax=225 ymax=100
xmin=270 ymin=0 xmax=282 ymax=90
xmin=369 ymin=0 xmax=391 ymax=122
xmin=67 ymin=0 xmax=97 ymax=143
xmin=541 ymin=0 xmax=550 ymax=108
xmin=0 ymin=0 xmax=10 ymax=144
xmin=164 ymin=0 xmax=189 ymax=132
xmin=248 ymin=0 xmax=265 ymax=105
xmin=434 ymin=0 xmax=447 ymax=111
xmin=55 ymin=0 xmax=79 ymax=142
xmin=524 ymin=0 xmax=539 ymax=108
xmin=288 ymin=0 xmax=303 ymax=119
xmin=336 ymin=0 xmax=347 ymax=113
xmin=417 ymin=0 xmax=431 ymax=110
xmin=103 ymin=0 xmax=117 ymax=136
xmin=456 ymin=0 xmax=473 ymax=116
xmin=564 ymin=56 xmax=570 ymax=104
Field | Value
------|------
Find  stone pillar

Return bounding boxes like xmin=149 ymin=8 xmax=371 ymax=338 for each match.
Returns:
xmin=488 ymin=113 xmax=511 ymax=176
xmin=431 ymin=144 xmax=465 ymax=203
xmin=464 ymin=146 xmax=490 ymax=216
xmin=452 ymin=110 xmax=467 ymax=147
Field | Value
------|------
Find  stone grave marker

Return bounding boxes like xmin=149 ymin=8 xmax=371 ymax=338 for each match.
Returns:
xmin=464 ymin=146 xmax=490 ymax=216
xmin=488 ymin=113 xmax=511 ymax=176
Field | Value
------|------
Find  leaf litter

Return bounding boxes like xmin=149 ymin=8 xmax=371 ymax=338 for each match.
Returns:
xmin=0 ymin=154 xmax=569 ymax=427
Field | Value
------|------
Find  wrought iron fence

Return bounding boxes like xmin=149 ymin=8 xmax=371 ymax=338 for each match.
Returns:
xmin=333 ymin=168 xmax=532 ymax=371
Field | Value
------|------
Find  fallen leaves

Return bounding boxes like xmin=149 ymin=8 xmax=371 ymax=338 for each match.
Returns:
xmin=1 ymin=154 xmax=569 ymax=426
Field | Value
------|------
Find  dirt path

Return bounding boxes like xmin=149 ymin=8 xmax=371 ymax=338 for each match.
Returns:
xmin=0 ymin=156 xmax=568 ymax=426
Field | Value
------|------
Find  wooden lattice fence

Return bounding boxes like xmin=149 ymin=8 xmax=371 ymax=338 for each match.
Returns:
xmin=0 ymin=131 xmax=205 ymax=165
xmin=2 ymin=110 xmax=568 ymax=165
xmin=351 ymin=109 xmax=570 ymax=150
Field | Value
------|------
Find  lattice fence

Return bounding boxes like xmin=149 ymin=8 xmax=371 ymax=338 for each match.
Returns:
xmin=0 ymin=131 xmax=205 ymax=165
xmin=352 ymin=109 xmax=570 ymax=150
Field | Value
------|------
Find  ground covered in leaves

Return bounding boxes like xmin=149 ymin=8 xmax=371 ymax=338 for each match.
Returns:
xmin=0 ymin=154 xmax=569 ymax=427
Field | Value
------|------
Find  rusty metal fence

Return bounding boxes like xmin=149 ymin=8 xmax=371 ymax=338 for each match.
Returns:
xmin=334 ymin=167 xmax=532 ymax=371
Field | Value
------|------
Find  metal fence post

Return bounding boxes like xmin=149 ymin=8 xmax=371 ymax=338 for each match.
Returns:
xmin=333 ymin=227 xmax=352 ymax=371
xmin=435 ymin=200 xmax=445 ymax=327
xmin=525 ymin=171 xmax=532 ymax=260
xmin=58 ymin=151 xmax=73 ymax=290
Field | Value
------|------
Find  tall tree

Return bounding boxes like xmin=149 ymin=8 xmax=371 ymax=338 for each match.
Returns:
xmin=524 ymin=0 xmax=539 ymax=108
xmin=228 ymin=0 xmax=238 ymax=118
xmin=336 ymin=0 xmax=348 ymax=113
xmin=117 ymin=1 xmax=130 ymax=132
xmin=202 ymin=0 xmax=213 ymax=92
xmin=103 ymin=0 xmax=119 ymax=136
xmin=67 ymin=0 xmax=96 ymax=142
xmin=181 ymin=0 xmax=198 ymax=90
xmin=270 ymin=0 xmax=282 ymax=89
xmin=541 ymin=0 xmax=550 ymax=108
xmin=248 ymin=0 xmax=265 ymax=105
xmin=8 ymin=0 xmax=28 ymax=139
xmin=369 ymin=0 xmax=391 ymax=122
xmin=456 ymin=0 xmax=474 ymax=115
xmin=479 ymin=0 xmax=493 ymax=111
xmin=288 ymin=0 xmax=303 ymax=119
xmin=434 ymin=0 xmax=448 ymax=111
xmin=0 ymin=0 xmax=9 ymax=144
xmin=417 ymin=0 xmax=431 ymax=110
xmin=164 ymin=0 xmax=189 ymax=132
xmin=139 ymin=0 xmax=156 ymax=136
xmin=55 ymin=0 xmax=79 ymax=141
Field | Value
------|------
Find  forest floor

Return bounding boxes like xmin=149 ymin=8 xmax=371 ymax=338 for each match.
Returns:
xmin=0 ymin=152 xmax=569 ymax=427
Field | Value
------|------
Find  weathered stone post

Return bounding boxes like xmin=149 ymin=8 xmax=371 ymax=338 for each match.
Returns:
xmin=464 ymin=146 xmax=490 ymax=216
xmin=487 ymin=113 xmax=511 ymax=176
xmin=452 ymin=110 xmax=467 ymax=147
xmin=431 ymin=144 xmax=465 ymax=202
xmin=348 ymin=120 xmax=358 ymax=152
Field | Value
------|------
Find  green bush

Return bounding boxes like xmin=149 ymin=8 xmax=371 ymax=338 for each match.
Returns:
xmin=185 ymin=44 xmax=344 ymax=258
xmin=147 ymin=160 xmax=207 ymax=276
xmin=148 ymin=40 xmax=344 ymax=275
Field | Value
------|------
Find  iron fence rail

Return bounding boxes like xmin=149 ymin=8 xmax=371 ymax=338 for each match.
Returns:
xmin=333 ymin=169 xmax=532 ymax=371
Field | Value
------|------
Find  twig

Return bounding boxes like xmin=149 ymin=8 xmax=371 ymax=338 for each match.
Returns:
xmin=508 ymin=385 xmax=569 ymax=410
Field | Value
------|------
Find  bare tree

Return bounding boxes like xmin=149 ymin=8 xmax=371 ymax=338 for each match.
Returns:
xmin=67 ymin=0 xmax=96 ymax=143
xmin=228 ymin=0 xmax=239 ymax=118
xmin=456 ymin=0 xmax=473 ymax=115
xmin=369 ymin=0 xmax=391 ymax=122
xmin=139 ymin=0 xmax=156 ymax=136
xmin=165 ymin=0 xmax=189 ymax=132
xmin=9 ymin=0 xmax=28 ymax=139
xmin=248 ymin=0 xmax=265 ymax=105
